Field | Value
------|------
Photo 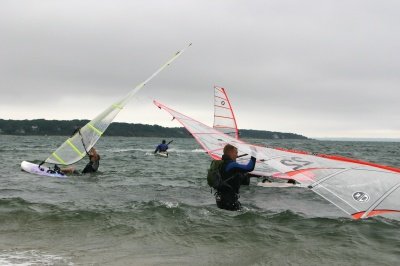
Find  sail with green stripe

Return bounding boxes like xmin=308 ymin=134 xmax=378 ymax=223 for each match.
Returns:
xmin=45 ymin=43 xmax=191 ymax=165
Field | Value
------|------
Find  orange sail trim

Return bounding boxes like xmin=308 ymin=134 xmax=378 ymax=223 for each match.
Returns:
xmin=352 ymin=210 xmax=400 ymax=219
xmin=275 ymin=147 xmax=400 ymax=174
xmin=318 ymin=154 xmax=400 ymax=174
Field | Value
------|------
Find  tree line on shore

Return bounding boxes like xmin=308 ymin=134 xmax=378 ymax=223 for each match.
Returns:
xmin=0 ymin=119 xmax=308 ymax=139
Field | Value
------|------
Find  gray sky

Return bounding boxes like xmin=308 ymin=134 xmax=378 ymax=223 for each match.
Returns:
xmin=1 ymin=0 xmax=399 ymax=138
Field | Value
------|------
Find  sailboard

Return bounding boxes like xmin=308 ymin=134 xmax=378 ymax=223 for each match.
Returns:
xmin=20 ymin=43 xmax=191 ymax=177
xmin=257 ymin=182 xmax=303 ymax=188
xmin=154 ymin=100 xmax=400 ymax=220
xmin=213 ymin=86 xmax=239 ymax=139
xmin=21 ymin=161 xmax=67 ymax=178
xmin=154 ymin=151 xmax=169 ymax=158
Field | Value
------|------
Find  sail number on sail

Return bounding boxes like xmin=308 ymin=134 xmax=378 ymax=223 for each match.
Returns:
xmin=280 ymin=157 xmax=313 ymax=170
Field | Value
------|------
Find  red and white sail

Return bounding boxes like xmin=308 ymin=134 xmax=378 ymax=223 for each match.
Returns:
xmin=213 ymin=86 xmax=239 ymax=139
xmin=154 ymin=100 xmax=400 ymax=220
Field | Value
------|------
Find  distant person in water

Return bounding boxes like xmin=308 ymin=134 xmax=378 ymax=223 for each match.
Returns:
xmin=154 ymin=140 xmax=169 ymax=154
xmin=60 ymin=147 xmax=100 ymax=174
xmin=213 ymin=144 xmax=256 ymax=211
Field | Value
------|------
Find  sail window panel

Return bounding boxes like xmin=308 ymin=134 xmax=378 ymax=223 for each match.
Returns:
xmin=214 ymin=107 xmax=232 ymax=118
xmin=92 ymin=108 xmax=121 ymax=133
xmin=51 ymin=136 xmax=86 ymax=165
xmin=371 ymin=186 xmax=400 ymax=217
xmin=185 ymin=120 xmax=214 ymax=134
xmin=79 ymin=127 xmax=101 ymax=150
xmin=197 ymin=135 xmax=226 ymax=151
xmin=50 ymin=152 xmax=67 ymax=165
xmin=313 ymin=169 xmax=399 ymax=214
xmin=213 ymin=87 xmax=238 ymax=139
xmin=286 ymin=168 xmax=344 ymax=184
xmin=253 ymin=162 xmax=280 ymax=175
xmin=214 ymin=87 xmax=228 ymax=101
xmin=376 ymin=187 xmax=400 ymax=208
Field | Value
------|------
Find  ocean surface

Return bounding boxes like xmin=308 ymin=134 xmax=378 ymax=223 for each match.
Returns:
xmin=0 ymin=135 xmax=399 ymax=265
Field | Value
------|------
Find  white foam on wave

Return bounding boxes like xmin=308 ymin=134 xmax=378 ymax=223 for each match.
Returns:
xmin=111 ymin=148 xmax=206 ymax=154
xmin=164 ymin=148 xmax=206 ymax=153
xmin=0 ymin=250 xmax=73 ymax=266
xmin=191 ymin=149 xmax=207 ymax=153
xmin=160 ymin=201 xmax=179 ymax=208
xmin=108 ymin=148 xmax=152 ymax=153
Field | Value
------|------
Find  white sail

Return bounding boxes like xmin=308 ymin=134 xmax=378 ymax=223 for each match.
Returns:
xmin=154 ymin=100 xmax=400 ymax=220
xmin=213 ymin=86 xmax=239 ymax=139
xmin=45 ymin=43 xmax=192 ymax=165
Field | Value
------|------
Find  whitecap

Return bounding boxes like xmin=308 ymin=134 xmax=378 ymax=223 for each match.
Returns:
xmin=0 ymin=250 xmax=73 ymax=266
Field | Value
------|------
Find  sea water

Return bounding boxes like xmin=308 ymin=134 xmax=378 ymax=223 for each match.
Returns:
xmin=0 ymin=135 xmax=399 ymax=265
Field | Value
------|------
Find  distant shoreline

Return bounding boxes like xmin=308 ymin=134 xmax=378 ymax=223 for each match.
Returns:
xmin=316 ymin=138 xmax=400 ymax=142
xmin=0 ymin=119 xmax=308 ymax=140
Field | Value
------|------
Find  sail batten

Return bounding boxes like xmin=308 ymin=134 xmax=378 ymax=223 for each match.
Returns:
xmin=308 ymin=168 xmax=350 ymax=189
xmin=66 ymin=139 xmax=85 ymax=157
xmin=44 ymin=43 xmax=191 ymax=165
xmin=88 ymin=124 xmax=103 ymax=136
xmin=51 ymin=152 xmax=66 ymax=165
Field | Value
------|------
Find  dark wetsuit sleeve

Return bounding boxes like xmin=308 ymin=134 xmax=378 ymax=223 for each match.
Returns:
xmin=225 ymin=157 xmax=256 ymax=173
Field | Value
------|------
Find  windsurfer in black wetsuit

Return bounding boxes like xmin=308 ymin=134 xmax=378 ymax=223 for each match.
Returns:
xmin=60 ymin=147 xmax=100 ymax=174
xmin=82 ymin=147 xmax=100 ymax=173
xmin=215 ymin=144 xmax=256 ymax=211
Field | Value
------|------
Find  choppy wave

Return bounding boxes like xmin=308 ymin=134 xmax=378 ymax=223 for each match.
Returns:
xmin=1 ymin=136 xmax=400 ymax=265
xmin=2 ymin=197 xmax=399 ymax=227
xmin=108 ymin=148 xmax=153 ymax=153
xmin=0 ymin=250 xmax=72 ymax=266
xmin=109 ymin=147 xmax=206 ymax=153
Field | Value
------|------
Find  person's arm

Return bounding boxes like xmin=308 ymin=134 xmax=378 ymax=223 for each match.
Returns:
xmin=225 ymin=157 xmax=256 ymax=173
xmin=154 ymin=145 xmax=160 ymax=154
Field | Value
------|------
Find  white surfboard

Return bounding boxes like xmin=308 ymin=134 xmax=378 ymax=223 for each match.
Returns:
xmin=21 ymin=161 xmax=67 ymax=178
xmin=154 ymin=151 xmax=169 ymax=158
xmin=257 ymin=181 xmax=303 ymax=188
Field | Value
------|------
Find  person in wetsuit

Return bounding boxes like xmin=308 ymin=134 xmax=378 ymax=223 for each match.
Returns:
xmin=154 ymin=140 xmax=169 ymax=154
xmin=59 ymin=147 xmax=100 ymax=174
xmin=82 ymin=147 xmax=100 ymax=173
xmin=215 ymin=144 xmax=256 ymax=211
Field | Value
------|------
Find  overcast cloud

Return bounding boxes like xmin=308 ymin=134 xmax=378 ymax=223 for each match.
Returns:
xmin=0 ymin=0 xmax=399 ymax=138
